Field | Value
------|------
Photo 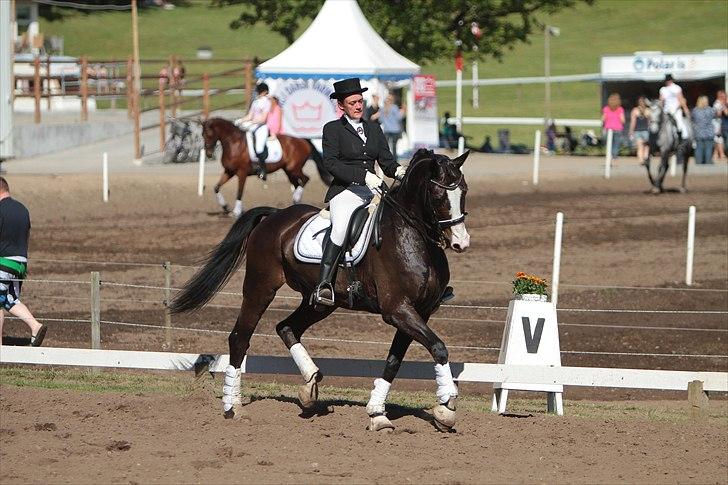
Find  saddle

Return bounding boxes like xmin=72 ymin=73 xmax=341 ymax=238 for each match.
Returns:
xmin=295 ymin=199 xmax=385 ymax=308
xmin=244 ymin=130 xmax=283 ymax=163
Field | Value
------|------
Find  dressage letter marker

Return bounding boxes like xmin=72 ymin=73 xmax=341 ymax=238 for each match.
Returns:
xmin=102 ymin=152 xmax=109 ymax=202
xmin=492 ymin=297 xmax=563 ymax=415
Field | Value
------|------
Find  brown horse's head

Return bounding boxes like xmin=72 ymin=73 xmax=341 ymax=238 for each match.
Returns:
xmin=397 ymin=149 xmax=470 ymax=252
xmin=201 ymin=118 xmax=242 ymax=160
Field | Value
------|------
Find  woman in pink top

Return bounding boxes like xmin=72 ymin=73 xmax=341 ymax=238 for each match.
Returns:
xmin=266 ymin=96 xmax=282 ymax=137
xmin=602 ymin=93 xmax=625 ymax=161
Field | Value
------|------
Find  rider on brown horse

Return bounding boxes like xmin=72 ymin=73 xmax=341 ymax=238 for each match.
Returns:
xmin=312 ymin=78 xmax=407 ymax=307
xmin=236 ymin=83 xmax=271 ymax=180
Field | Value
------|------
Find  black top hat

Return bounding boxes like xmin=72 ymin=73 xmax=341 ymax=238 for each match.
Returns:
xmin=664 ymin=73 xmax=674 ymax=82
xmin=330 ymin=77 xmax=368 ymax=99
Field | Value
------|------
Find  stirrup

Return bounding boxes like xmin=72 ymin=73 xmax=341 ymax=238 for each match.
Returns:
xmin=439 ymin=286 xmax=455 ymax=304
xmin=311 ymin=282 xmax=335 ymax=307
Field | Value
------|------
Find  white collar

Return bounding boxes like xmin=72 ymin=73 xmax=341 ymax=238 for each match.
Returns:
xmin=345 ymin=115 xmax=363 ymax=125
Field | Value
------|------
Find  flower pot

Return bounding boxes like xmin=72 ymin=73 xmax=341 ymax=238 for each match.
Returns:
xmin=513 ymin=293 xmax=548 ymax=302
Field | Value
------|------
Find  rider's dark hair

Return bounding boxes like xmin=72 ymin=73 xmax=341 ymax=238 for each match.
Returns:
xmin=0 ymin=177 xmax=8 ymax=193
xmin=256 ymin=83 xmax=269 ymax=94
xmin=664 ymin=73 xmax=673 ymax=82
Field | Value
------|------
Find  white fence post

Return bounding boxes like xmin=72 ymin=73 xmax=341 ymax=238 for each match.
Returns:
xmin=102 ymin=152 xmax=109 ymax=202
xmin=90 ymin=271 xmax=101 ymax=350
xmin=197 ymin=149 xmax=205 ymax=196
xmin=533 ymin=130 xmax=541 ymax=186
xmin=455 ymin=68 xmax=463 ymax=132
xmin=604 ymin=129 xmax=613 ymax=179
xmin=686 ymin=205 xmax=696 ymax=286
xmin=551 ymin=212 xmax=564 ymax=306
xmin=457 ymin=136 xmax=465 ymax=156
xmin=471 ymin=61 xmax=479 ymax=109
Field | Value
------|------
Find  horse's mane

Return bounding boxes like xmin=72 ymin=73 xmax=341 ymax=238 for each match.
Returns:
xmin=388 ymin=149 xmax=446 ymax=245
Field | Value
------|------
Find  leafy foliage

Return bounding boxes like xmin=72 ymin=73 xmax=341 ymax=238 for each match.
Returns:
xmin=214 ymin=0 xmax=593 ymax=64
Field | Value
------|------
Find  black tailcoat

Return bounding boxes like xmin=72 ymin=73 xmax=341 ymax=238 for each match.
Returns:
xmin=322 ymin=115 xmax=399 ymax=202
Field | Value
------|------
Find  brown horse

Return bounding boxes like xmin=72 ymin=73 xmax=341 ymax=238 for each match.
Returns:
xmin=201 ymin=117 xmax=332 ymax=217
xmin=171 ymin=149 xmax=471 ymax=432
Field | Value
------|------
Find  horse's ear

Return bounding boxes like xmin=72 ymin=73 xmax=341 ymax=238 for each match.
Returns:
xmin=452 ymin=149 xmax=470 ymax=168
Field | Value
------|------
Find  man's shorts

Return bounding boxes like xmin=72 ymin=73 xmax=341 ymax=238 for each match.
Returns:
xmin=0 ymin=269 xmax=22 ymax=311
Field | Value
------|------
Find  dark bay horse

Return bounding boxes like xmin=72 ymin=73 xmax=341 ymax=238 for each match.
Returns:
xmin=202 ymin=117 xmax=332 ymax=216
xmin=645 ymin=101 xmax=691 ymax=193
xmin=171 ymin=149 xmax=471 ymax=432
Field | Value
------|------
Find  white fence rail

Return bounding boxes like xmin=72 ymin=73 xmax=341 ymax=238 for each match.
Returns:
xmin=2 ymin=347 xmax=726 ymax=392
xmin=449 ymin=116 xmax=601 ymax=127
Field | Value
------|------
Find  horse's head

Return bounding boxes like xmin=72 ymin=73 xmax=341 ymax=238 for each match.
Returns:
xmin=429 ymin=150 xmax=470 ymax=252
xmin=397 ymin=148 xmax=470 ymax=252
xmin=201 ymin=119 xmax=218 ymax=159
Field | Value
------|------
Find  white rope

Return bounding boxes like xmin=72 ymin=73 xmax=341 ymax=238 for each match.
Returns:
xmin=5 ymin=278 xmax=90 ymax=285
xmin=559 ymin=308 xmax=727 ymax=315
xmin=33 ymin=258 xmax=161 ymax=268
xmin=450 ymin=279 xmax=728 ymax=292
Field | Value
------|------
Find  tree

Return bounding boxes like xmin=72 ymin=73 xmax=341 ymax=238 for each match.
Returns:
xmin=215 ymin=0 xmax=593 ymax=64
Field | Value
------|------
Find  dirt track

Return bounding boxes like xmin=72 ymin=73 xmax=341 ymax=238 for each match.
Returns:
xmin=1 ymin=154 xmax=727 ymax=483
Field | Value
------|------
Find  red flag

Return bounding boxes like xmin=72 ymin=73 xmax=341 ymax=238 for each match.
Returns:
xmin=455 ymin=49 xmax=464 ymax=71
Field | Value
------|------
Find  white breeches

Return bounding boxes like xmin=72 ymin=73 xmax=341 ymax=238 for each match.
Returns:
xmin=328 ymin=185 xmax=374 ymax=246
xmin=239 ymin=121 xmax=269 ymax=154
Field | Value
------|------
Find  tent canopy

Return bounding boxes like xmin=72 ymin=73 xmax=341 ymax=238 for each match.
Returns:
xmin=256 ymin=0 xmax=419 ymax=81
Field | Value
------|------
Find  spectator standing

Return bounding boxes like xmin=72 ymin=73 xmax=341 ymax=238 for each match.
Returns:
xmin=602 ymin=93 xmax=625 ymax=161
xmin=379 ymin=94 xmax=404 ymax=158
xmin=713 ymin=90 xmax=728 ymax=161
xmin=364 ymin=94 xmax=380 ymax=122
xmin=629 ymin=96 xmax=651 ymax=165
xmin=0 ymin=177 xmax=46 ymax=347
xmin=267 ymin=96 xmax=283 ymax=137
xmin=692 ymin=95 xmax=715 ymax=165
xmin=172 ymin=60 xmax=186 ymax=96
xmin=545 ymin=120 xmax=557 ymax=152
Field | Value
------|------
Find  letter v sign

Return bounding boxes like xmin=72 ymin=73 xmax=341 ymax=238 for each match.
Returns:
xmin=521 ymin=317 xmax=545 ymax=353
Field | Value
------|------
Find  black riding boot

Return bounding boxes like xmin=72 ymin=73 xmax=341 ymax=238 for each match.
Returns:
xmin=311 ymin=242 xmax=342 ymax=307
xmin=256 ymin=148 xmax=268 ymax=181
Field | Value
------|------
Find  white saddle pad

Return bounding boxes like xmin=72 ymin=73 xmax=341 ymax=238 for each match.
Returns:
xmin=245 ymin=131 xmax=283 ymax=163
xmin=294 ymin=205 xmax=378 ymax=265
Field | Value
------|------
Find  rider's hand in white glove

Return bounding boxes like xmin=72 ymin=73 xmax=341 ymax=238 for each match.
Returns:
xmin=395 ymin=165 xmax=406 ymax=180
xmin=365 ymin=171 xmax=384 ymax=190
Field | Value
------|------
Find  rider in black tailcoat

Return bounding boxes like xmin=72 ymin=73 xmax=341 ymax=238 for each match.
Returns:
xmin=313 ymin=78 xmax=405 ymax=306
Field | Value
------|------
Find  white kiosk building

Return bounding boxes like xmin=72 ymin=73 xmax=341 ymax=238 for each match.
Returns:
xmin=600 ymin=49 xmax=727 ymax=110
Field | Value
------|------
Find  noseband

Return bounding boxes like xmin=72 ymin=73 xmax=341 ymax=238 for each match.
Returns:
xmin=430 ymin=173 xmax=467 ymax=229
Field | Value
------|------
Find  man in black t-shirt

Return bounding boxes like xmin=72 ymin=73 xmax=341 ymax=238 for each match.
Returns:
xmin=0 ymin=177 xmax=46 ymax=346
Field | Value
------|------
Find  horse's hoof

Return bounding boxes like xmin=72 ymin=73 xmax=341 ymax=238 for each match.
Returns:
xmin=298 ymin=371 xmax=322 ymax=409
xmin=650 ymin=187 xmax=660 ymax=195
xmin=367 ymin=415 xmax=395 ymax=432
xmin=433 ymin=397 xmax=457 ymax=432
xmin=223 ymin=403 xmax=248 ymax=421
xmin=679 ymin=187 xmax=687 ymax=193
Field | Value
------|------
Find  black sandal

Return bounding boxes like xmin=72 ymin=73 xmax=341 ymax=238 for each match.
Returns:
xmin=30 ymin=324 xmax=47 ymax=347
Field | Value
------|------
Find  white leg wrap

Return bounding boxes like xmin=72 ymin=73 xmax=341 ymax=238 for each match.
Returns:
xmin=222 ymin=365 xmax=241 ymax=412
xmin=216 ymin=191 xmax=226 ymax=207
xmin=289 ymin=343 xmax=319 ymax=382
xmin=292 ymin=186 xmax=304 ymax=204
xmin=365 ymin=378 xmax=391 ymax=415
xmin=232 ymin=199 xmax=243 ymax=217
xmin=435 ymin=363 xmax=458 ymax=404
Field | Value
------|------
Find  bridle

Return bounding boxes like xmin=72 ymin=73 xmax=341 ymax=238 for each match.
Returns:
xmin=429 ymin=173 xmax=468 ymax=229
xmin=379 ymin=168 xmax=467 ymax=247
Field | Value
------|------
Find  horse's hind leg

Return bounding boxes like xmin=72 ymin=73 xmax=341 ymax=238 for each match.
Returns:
xmin=276 ymin=302 xmax=335 ymax=408
xmin=231 ymin=169 xmax=248 ymax=218
xmin=655 ymin=152 xmax=670 ymax=193
xmin=366 ymin=330 xmax=413 ymax=432
xmin=224 ymin=269 xmax=284 ymax=419
xmin=284 ymin=166 xmax=309 ymax=204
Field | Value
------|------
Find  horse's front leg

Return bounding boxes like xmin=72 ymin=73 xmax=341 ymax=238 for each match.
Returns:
xmin=232 ymin=169 xmax=248 ymax=218
xmin=655 ymin=151 xmax=670 ymax=193
xmin=382 ymin=305 xmax=459 ymax=432
xmin=366 ymin=330 xmax=412 ymax=431
xmin=214 ymin=170 xmax=232 ymax=213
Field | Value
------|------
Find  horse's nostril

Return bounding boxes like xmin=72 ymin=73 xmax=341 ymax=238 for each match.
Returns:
xmin=453 ymin=243 xmax=461 ymax=251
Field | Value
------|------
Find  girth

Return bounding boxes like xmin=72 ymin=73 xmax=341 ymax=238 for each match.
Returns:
xmin=0 ymin=257 xmax=27 ymax=278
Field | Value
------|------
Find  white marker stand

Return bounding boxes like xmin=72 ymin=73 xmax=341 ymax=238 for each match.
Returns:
xmin=491 ymin=296 xmax=563 ymax=415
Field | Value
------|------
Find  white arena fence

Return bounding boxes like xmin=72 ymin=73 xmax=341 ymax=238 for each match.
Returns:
xmin=2 ymin=347 xmax=727 ymax=396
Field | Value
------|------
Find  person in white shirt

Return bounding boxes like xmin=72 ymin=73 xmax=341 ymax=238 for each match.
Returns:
xmin=237 ymin=83 xmax=272 ymax=180
xmin=659 ymin=74 xmax=690 ymax=139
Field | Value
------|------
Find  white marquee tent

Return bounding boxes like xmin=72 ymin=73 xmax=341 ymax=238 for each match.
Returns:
xmin=256 ymin=0 xmax=419 ymax=81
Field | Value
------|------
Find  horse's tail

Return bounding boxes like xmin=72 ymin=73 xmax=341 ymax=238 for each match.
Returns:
xmin=306 ymin=139 xmax=333 ymax=186
xmin=169 ymin=207 xmax=278 ymax=314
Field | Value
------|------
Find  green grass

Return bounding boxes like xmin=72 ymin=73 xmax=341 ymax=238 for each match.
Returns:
xmin=39 ymin=0 xmax=728 ymax=143
xmin=3 ymin=367 xmax=726 ymax=424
